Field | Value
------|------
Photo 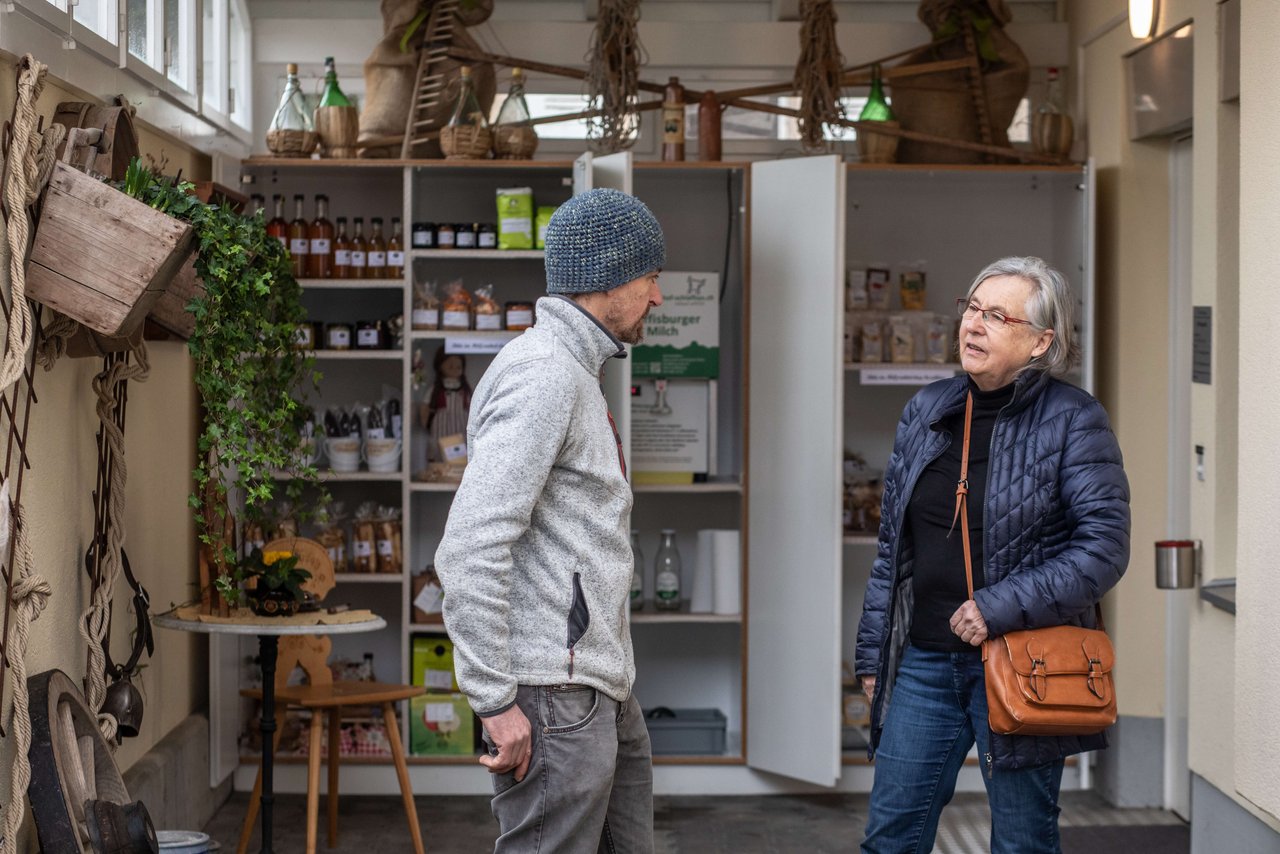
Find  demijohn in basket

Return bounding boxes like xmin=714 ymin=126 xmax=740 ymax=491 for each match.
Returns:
xmin=953 ymin=392 xmax=1118 ymax=736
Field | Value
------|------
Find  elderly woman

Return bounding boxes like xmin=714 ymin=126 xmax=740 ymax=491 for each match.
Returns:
xmin=856 ymin=256 xmax=1130 ymax=854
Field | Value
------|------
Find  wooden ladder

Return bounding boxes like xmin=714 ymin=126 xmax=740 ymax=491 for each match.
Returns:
xmin=401 ymin=0 xmax=463 ymax=159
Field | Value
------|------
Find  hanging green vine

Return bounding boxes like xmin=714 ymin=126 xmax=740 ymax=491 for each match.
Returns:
xmin=118 ymin=159 xmax=319 ymax=573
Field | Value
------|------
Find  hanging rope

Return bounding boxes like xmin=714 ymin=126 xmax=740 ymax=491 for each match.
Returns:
xmin=1 ymin=491 xmax=51 ymax=854
xmin=0 ymin=56 xmax=62 ymax=391
xmin=584 ymin=0 xmax=644 ymax=153
xmin=34 ymin=310 xmax=79 ymax=371
xmin=0 ymin=54 xmax=65 ymax=854
xmin=79 ymin=343 xmax=150 ymax=744
xmin=794 ymin=0 xmax=847 ymax=153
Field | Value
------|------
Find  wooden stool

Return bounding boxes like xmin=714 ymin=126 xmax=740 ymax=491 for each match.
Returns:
xmin=235 ymin=538 xmax=426 ymax=854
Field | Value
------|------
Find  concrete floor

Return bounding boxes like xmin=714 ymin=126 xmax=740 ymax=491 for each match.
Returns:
xmin=203 ymin=789 xmax=1188 ymax=854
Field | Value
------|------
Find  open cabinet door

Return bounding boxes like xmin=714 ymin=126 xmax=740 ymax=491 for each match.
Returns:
xmin=746 ymin=155 xmax=845 ymax=786
xmin=574 ymin=151 xmax=635 ymax=465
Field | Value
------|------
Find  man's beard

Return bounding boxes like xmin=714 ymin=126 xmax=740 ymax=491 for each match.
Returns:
xmin=612 ymin=309 xmax=648 ymax=345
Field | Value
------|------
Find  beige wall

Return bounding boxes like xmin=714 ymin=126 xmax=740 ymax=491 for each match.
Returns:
xmin=1073 ymin=0 xmax=1279 ymax=832
xmin=0 ymin=52 xmax=208 ymax=847
xmin=1234 ymin=0 xmax=1280 ymax=824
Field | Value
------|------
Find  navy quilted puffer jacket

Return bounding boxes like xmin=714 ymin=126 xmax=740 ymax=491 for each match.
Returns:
xmin=854 ymin=368 xmax=1130 ymax=771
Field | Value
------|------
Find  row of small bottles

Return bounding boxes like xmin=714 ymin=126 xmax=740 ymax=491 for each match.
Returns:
xmin=253 ymin=193 xmax=405 ymax=281
xmin=631 ymin=529 xmax=683 ymax=612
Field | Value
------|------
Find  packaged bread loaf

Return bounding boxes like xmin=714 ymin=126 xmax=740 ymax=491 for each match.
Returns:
xmin=473 ymin=284 xmax=502 ymax=331
xmin=375 ymin=506 xmax=403 ymax=574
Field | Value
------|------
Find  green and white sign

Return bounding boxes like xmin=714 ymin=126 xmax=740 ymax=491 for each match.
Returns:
xmin=633 ymin=271 xmax=720 ymax=378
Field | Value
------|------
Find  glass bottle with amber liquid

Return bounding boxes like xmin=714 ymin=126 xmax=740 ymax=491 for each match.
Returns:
xmin=266 ymin=194 xmax=288 ymax=249
xmin=662 ymin=77 xmax=686 ymax=162
xmin=367 ymin=217 xmax=388 ymax=279
xmin=333 ymin=217 xmax=352 ymax=279
xmin=387 ymin=217 xmax=405 ymax=280
xmin=349 ymin=217 xmax=368 ymax=278
xmin=308 ymin=194 xmax=335 ymax=278
xmin=288 ymin=194 xmax=309 ymax=279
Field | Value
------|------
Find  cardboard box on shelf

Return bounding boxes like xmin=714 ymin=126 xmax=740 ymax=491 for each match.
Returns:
xmin=411 ymin=636 xmax=458 ymax=692
xmin=410 ymin=692 xmax=475 ymax=756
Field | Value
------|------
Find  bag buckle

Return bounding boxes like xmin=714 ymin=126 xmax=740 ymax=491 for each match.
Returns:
xmin=1087 ymin=657 xmax=1106 ymax=700
xmin=1030 ymin=657 xmax=1047 ymax=701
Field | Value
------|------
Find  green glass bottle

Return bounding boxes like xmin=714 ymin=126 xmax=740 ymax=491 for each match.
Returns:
xmin=319 ymin=56 xmax=351 ymax=108
xmin=858 ymin=64 xmax=895 ymax=123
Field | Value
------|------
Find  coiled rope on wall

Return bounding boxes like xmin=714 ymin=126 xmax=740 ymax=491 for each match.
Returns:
xmin=0 ymin=54 xmax=64 ymax=854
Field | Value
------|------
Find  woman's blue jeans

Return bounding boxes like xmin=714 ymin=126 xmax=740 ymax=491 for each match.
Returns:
xmin=862 ymin=644 xmax=1065 ymax=854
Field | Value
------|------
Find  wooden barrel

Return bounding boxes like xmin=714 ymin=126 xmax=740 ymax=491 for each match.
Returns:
xmin=315 ymin=105 xmax=360 ymax=158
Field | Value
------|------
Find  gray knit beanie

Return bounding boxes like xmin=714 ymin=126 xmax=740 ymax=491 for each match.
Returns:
xmin=544 ymin=189 xmax=666 ymax=294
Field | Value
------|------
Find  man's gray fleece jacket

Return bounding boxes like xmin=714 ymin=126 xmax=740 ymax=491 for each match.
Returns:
xmin=435 ymin=295 xmax=635 ymax=717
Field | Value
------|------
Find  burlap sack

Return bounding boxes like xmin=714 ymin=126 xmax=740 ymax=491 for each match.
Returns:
xmin=890 ymin=0 xmax=1029 ymax=164
xmin=359 ymin=0 xmax=496 ymax=158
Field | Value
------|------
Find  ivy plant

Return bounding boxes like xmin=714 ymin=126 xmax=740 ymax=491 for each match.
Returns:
xmin=118 ymin=159 xmax=320 ymax=580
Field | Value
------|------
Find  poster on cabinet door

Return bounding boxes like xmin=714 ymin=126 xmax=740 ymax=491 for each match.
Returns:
xmin=632 ymin=271 xmax=720 ymax=379
xmin=630 ymin=379 xmax=709 ymax=484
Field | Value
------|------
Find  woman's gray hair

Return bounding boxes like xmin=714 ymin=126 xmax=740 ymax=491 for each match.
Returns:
xmin=965 ymin=256 xmax=1081 ymax=376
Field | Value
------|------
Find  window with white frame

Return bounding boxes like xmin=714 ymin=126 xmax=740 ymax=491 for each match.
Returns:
xmin=164 ymin=0 xmax=196 ymax=90
xmin=202 ymin=0 xmax=225 ymax=114
xmin=228 ymin=0 xmax=250 ymax=126
xmin=76 ymin=0 xmax=120 ymax=44
xmin=126 ymin=0 xmax=164 ymax=71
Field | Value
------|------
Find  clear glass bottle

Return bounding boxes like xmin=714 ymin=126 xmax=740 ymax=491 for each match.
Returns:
xmin=447 ymin=66 xmax=488 ymax=131
xmin=1031 ymin=67 xmax=1074 ymax=157
xmin=319 ymin=56 xmax=352 ymax=108
xmin=333 ymin=217 xmax=352 ymax=279
xmin=858 ymin=64 xmax=895 ymax=123
xmin=288 ymin=194 xmax=309 ymax=279
xmin=267 ymin=63 xmax=313 ymax=143
xmin=387 ymin=217 xmax=405 ymax=279
xmin=350 ymin=217 xmax=368 ymax=276
xmin=630 ymin=530 xmax=644 ymax=611
xmin=494 ymin=67 xmax=537 ymax=159
xmin=307 ymin=194 xmax=335 ymax=279
xmin=367 ymin=217 xmax=388 ymax=278
xmin=654 ymin=529 xmax=682 ymax=612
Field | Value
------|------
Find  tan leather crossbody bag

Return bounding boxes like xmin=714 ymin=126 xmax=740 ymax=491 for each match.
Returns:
xmin=954 ymin=392 xmax=1117 ymax=736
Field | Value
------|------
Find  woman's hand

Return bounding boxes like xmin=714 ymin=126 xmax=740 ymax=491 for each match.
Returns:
xmin=949 ymin=599 xmax=989 ymax=646
xmin=861 ymin=675 xmax=876 ymax=701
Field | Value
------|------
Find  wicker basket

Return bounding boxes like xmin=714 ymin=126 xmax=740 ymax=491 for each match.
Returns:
xmin=315 ymin=106 xmax=360 ymax=159
xmin=439 ymin=125 xmax=493 ymax=160
xmin=266 ymin=128 xmax=318 ymax=158
xmin=856 ymin=120 xmax=900 ymax=164
xmin=493 ymin=125 xmax=539 ymax=160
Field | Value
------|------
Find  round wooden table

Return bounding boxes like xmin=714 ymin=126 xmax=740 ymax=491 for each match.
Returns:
xmin=153 ymin=611 xmax=386 ymax=854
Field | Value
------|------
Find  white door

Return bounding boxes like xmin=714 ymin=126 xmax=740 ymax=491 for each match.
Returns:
xmin=1164 ymin=136 xmax=1193 ymax=820
xmin=746 ymin=155 xmax=845 ymax=786
xmin=577 ymin=152 xmax=635 ymax=466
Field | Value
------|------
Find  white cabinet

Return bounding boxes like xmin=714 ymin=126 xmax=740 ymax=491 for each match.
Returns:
xmin=746 ymin=156 xmax=1097 ymax=787
xmin=215 ymin=154 xmax=1094 ymax=796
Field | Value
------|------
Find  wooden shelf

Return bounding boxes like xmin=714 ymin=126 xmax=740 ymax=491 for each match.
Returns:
xmin=845 ymin=162 xmax=1082 ymax=174
xmin=410 ymin=481 xmax=459 ymax=493
xmin=299 ymin=278 xmax=406 ymax=289
xmin=241 ymin=157 xmax=409 ymax=169
xmin=409 ymin=619 xmax=446 ymax=630
xmin=843 ymin=535 xmax=877 ymax=546
xmin=335 ymin=573 xmax=405 ymax=584
xmin=632 ymin=482 xmax=742 ymax=494
xmin=630 ymin=609 xmax=741 ymax=625
xmin=409 ymin=330 xmax=521 ymax=342
xmin=309 ymin=350 xmax=404 ymax=361
xmin=844 ymin=362 xmax=961 ymax=372
xmin=274 ymin=471 xmax=403 ymax=483
xmin=411 ymin=249 xmax=543 ymax=260
xmin=634 ymin=161 xmax=750 ymax=172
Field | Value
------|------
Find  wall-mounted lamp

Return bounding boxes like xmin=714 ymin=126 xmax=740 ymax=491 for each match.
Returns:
xmin=1129 ymin=0 xmax=1160 ymax=38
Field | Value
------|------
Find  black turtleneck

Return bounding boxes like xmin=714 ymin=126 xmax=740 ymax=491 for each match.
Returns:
xmin=907 ymin=379 xmax=1015 ymax=652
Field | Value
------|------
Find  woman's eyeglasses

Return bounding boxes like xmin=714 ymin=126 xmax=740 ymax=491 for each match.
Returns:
xmin=955 ymin=298 xmax=1037 ymax=330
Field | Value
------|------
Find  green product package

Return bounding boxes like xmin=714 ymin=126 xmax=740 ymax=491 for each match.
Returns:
xmin=535 ymin=205 xmax=558 ymax=250
xmin=496 ymin=187 xmax=534 ymax=250
xmin=410 ymin=692 xmax=475 ymax=755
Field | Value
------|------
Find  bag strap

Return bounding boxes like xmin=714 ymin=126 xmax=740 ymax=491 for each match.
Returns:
xmin=950 ymin=389 xmax=1107 ymax=631
xmin=951 ymin=392 xmax=977 ymax=600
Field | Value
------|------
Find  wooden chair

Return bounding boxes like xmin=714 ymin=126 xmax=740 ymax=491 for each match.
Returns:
xmin=236 ymin=538 xmax=426 ymax=854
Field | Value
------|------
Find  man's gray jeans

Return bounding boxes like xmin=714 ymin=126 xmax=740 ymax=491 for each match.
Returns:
xmin=483 ymin=684 xmax=654 ymax=853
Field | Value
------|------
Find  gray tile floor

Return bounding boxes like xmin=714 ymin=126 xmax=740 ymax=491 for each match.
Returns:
xmin=204 ymin=790 xmax=1188 ymax=854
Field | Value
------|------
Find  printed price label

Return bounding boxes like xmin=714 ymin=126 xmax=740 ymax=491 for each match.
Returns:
xmin=859 ymin=367 xmax=957 ymax=386
xmin=475 ymin=314 xmax=503 ymax=331
xmin=289 ymin=238 xmax=310 ymax=255
xmin=368 ymin=251 xmax=387 ymax=268
xmin=425 ymin=702 xmax=456 ymax=723
xmin=387 ymin=250 xmax=404 ymax=266
xmin=309 ymin=238 xmax=331 ymax=254
xmin=425 ymin=670 xmax=453 ymax=691
xmin=353 ymin=540 xmax=373 ymax=558
xmin=413 ymin=581 xmax=443 ymax=614
xmin=335 ymin=250 xmax=352 ymax=265
xmin=377 ymin=540 xmax=394 ymax=557
xmin=412 ymin=309 xmax=439 ymax=328
xmin=441 ymin=441 xmax=467 ymax=462
xmin=357 ymin=328 xmax=380 ymax=347
xmin=350 ymin=251 xmax=367 ymax=268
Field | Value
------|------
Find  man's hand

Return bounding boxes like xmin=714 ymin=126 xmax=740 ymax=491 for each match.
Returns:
xmin=479 ymin=704 xmax=533 ymax=781
xmin=949 ymin=599 xmax=989 ymax=646
xmin=860 ymin=675 xmax=876 ymax=702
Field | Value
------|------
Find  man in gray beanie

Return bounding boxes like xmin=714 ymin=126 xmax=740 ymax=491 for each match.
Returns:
xmin=435 ymin=188 xmax=663 ymax=852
